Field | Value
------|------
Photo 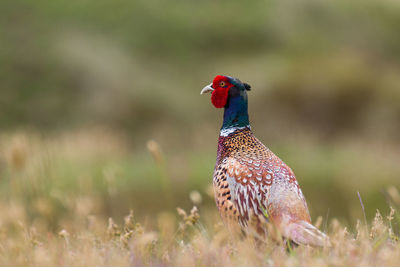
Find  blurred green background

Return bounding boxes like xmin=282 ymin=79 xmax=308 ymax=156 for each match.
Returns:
xmin=1 ymin=0 xmax=400 ymax=231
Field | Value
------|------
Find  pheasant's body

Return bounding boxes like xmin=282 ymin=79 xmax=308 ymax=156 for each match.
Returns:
xmin=214 ymin=127 xmax=312 ymax=240
xmin=202 ymin=75 xmax=330 ymax=246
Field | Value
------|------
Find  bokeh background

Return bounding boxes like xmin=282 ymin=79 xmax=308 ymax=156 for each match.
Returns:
xmin=1 ymin=0 xmax=400 ymax=232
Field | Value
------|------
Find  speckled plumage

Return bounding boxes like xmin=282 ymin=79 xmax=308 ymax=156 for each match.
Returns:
xmin=203 ymin=75 xmax=330 ymax=246
xmin=213 ymin=127 xmax=309 ymax=232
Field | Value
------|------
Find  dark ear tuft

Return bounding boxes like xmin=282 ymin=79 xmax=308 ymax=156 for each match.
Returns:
xmin=243 ymin=83 xmax=251 ymax=91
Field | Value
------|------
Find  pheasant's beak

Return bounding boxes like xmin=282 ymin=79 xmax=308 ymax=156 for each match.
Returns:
xmin=200 ymin=83 xmax=214 ymax=95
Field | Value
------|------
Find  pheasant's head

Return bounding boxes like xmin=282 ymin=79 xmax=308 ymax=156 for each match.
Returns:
xmin=201 ymin=75 xmax=251 ymax=108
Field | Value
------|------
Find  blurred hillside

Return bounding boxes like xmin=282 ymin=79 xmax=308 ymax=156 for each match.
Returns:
xmin=1 ymin=0 xmax=400 ymax=231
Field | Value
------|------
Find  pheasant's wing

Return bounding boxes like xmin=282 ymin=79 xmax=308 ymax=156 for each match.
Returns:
xmin=214 ymin=156 xmax=331 ymax=246
xmin=213 ymin=156 xmax=272 ymax=231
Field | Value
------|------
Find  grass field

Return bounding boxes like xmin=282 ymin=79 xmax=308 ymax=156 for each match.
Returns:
xmin=1 ymin=203 xmax=399 ymax=266
xmin=0 ymin=130 xmax=399 ymax=266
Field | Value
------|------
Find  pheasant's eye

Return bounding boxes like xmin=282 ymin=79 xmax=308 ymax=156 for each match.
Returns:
xmin=220 ymin=81 xmax=226 ymax=87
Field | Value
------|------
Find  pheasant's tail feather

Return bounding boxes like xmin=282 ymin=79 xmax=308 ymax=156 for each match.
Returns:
xmin=284 ymin=220 xmax=331 ymax=247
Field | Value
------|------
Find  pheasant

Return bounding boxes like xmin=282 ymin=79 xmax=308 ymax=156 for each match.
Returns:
xmin=201 ymin=75 xmax=330 ymax=246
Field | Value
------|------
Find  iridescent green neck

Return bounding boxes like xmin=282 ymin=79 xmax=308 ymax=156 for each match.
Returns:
xmin=221 ymin=94 xmax=250 ymax=131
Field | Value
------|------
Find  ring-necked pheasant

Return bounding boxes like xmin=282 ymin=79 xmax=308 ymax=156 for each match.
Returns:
xmin=201 ymin=75 xmax=330 ymax=246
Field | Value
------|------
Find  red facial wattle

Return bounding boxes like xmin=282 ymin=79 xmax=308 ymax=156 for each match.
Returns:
xmin=210 ymin=75 xmax=232 ymax=108
xmin=211 ymin=87 xmax=230 ymax=108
